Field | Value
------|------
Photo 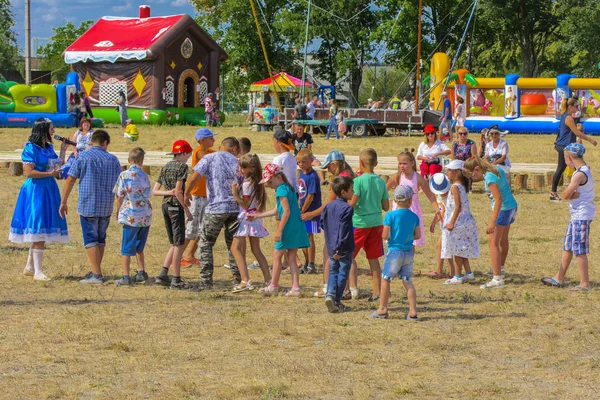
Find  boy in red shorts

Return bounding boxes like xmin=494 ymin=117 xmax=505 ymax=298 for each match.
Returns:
xmin=350 ymin=148 xmax=390 ymax=301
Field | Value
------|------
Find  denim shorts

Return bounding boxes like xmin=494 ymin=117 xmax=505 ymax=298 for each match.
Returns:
xmin=496 ymin=206 xmax=517 ymax=226
xmin=80 ymin=215 xmax=110 ymax=248
xmin=564 ymin=219 xmax=592 ymax=255
xmin=381 ymin=249 xmax=414 ymax=281
xmin=121 ymin=225 xmax=150 ymax=256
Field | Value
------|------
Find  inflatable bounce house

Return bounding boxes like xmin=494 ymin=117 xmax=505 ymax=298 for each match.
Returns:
xmin=0 ymin=72 xmax=91 ymax=127
xmin=63 ymin=5 xmax=227 ymax=125
xmin=427 ymin=52 xmax=600 ymax=133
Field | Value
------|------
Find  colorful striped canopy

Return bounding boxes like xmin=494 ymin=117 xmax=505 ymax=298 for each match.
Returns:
xmin=249 ymin=72 xmax=313 ymax=93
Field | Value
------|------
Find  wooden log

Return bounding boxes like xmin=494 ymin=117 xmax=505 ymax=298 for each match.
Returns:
xmin=563 ymin=174 xmax=571 ymax=186
xmin=513 ymin=173 xmax=524 ymax=190
xmin=522 ymin=174 xmax=528 ymax=190
xmin=0 ymin=161 xmax=11 ymax=168
xmin=8 ymin=162 xmax=23 ymax=176
xmin=546 ymin=171 xmax=554 ymax=187
xmin=532 ymin=174 xmax=545 ymax=190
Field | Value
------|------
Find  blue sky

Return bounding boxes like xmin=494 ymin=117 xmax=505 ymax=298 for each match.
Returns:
xmin=10 ymin=0 xmax=197 ymax=52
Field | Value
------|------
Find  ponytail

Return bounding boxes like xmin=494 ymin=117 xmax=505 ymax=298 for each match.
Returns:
xmin=463 ymin=156 xmax=500 ymax=177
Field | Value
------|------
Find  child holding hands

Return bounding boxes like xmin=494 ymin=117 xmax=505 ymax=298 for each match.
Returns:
xmin=153 ymin=140 xmax=193 ymax=289
xmin=350 ymin=148 xmax=390 ymax=301
xmin=114 ymin=147 xmax=152 ymax=286
xmin=321 ymin=176 xmax=355 ymax=313
xmin=250 ymin=164 xmax=309 ymax=297
xmin=297 ymin=149 xmax=322 ymax=274
xmin=441 ymin=160 xmax=479 ymax=285
xmin=230 ymin=153 xmax=271 ymax=292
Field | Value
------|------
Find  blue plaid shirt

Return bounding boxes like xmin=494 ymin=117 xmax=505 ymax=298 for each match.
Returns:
xmin=68 ymin=146 xmax=122 ymax=217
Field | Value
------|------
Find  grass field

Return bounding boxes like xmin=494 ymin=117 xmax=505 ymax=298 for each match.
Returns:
xmin=1 ymin=124 xmax=599 ymax=399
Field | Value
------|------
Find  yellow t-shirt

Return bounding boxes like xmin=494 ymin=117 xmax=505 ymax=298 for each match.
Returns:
xmin=125 ymin=123 xmax=139 ymax=140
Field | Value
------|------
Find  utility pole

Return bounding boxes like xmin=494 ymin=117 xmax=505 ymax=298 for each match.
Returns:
xmin=301 ymin=0 xmax=312 ymax=101
xmin=415 ymin=0 xmax=423 ymax=113
xmin=25 ymin=0 xmax=31 ymax=85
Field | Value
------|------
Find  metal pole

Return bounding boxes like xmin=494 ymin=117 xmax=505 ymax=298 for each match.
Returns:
xmin=301 ymin=0 xmax=312 ymax=101
xmin=415 ymin=0 xmax=422 ymax=113
xmin=249 ymin=0 xmax=282 ymax=112
xmin=25 ymin=0 xmax=31 ymax=85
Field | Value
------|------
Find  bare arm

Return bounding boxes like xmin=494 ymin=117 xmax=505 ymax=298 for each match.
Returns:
xmin=382 ymin=225 xmax=390 ymax=241
xmin=23 ymin=163 xmax=57 ymax=179
xmin=487 ymin=183 xmax=502 ymax=234
xmin=115 ymin=196 xmax=124 ymax=221
xmin=386 ymin=173 xmax=398 ymax=190
xmin=301 ymin=194 xmax=314 ymax=213
xmin=566 ymin=116 xmax=598 ymax=146
xmin=184 ymin=171 xmax=201 ymax=199
xmin=152 ymin=182 xmax=176 ymax=197
xmin=381 ymin=198 xmax=390 ymax=212
xmin=349 ymin=194 xmax=359 ymax=208
xmin=562 ymin=171 xmax=586 ymax=200
xmin=445 ymin=185 xmax=461 ymax=231
xmin=232 ymin=183 xmax=252 ymax=210
xmin=59 ymin=176 xmax=77 ymax=218
xmin=275 ymin=196 xmax=291 ymax=242
xmin=413 ymin=224 xmax=421 ymax=240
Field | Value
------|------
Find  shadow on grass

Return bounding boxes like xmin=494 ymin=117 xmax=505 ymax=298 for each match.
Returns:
xmin=419 ymin=312 xmax=527 ymax=322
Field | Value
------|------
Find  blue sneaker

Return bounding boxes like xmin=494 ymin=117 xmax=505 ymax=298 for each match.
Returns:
xmin=80 ymin=275 xmax=105 ymax=284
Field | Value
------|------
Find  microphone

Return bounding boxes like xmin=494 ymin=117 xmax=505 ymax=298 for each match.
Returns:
xmin=54 ymin=135 xmax=77 ymax=146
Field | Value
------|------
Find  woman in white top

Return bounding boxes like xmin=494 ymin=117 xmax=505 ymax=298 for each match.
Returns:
xmin=70 ymin=117 xmax=94 ymax=156
xmin=417 ymin=124 xmax=450 ymax=178
xmin=484 ymin=128 xmax=511 ymax=174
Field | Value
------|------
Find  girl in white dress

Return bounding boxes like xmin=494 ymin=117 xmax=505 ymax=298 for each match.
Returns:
xmin=231 ymin=153 xmax=271 ymax=292
xmin=442 ymin=160 xmax=480 ymax=285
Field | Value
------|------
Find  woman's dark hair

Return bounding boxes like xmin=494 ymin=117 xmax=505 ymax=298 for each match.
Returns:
xmin=29 ymin=118 xmax=53 ymax=148
xmin=80 ymin=117 xmax=92 ymax=130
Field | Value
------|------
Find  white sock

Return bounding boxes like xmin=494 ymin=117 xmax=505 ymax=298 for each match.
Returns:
xmin=33 ymin=249 xmax=47 ymax=279
xmin=25 ymin=244 xmax=34 ymax=272
xmin=493 ymin=275 xmax=504 ymax=281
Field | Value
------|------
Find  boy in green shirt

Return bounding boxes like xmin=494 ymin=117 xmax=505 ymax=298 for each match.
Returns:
xmin=349 ymin=148 xmax=390 ymax=301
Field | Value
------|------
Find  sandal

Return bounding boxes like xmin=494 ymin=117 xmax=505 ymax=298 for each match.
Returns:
xmin=370 ymin=311 xmax=389 ymax=319
xmin=426 ymin=271 xmax=446 ymax=279
xmin=569 ymin=286 xmax=591 ymax=292
xmin=541 ymin=277 xmax=564 ymax=288
xmin=549 ymin=192 xmax=561 ymax=202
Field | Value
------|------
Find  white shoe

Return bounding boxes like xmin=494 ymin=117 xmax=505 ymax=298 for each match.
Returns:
xmin=248 ymin=261 xmax=260 ymax=270
xmin=463 ymin=272 xmax=475 ymax=282
xmin=480 ymin=278 xmax=504 ymax=289
xmin=350 ymin=287 xmax=359 ymax=300
xmin=444 ymin=276 xmax=464 ymax=285
xmin=34 ymin=273 xmax=51 ymax=281
xmin=23 ymin=268 xmax=34 ymax=277
xmin=485 ymin=268 xmax=506 ymax=277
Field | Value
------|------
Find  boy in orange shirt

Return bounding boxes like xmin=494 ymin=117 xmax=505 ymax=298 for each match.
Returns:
xmin=181 ymin=128 xmax=216 ymax=266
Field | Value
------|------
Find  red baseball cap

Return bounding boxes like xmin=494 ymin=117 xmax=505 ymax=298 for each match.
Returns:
xmin=168 ymin=140 xmax=192 ymax=155
xmin=423 ymin=124 xmax=436 ymax=134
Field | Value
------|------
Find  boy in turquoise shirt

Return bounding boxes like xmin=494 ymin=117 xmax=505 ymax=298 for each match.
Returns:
xmin=350 ymin=148 xmax=390 ymax=301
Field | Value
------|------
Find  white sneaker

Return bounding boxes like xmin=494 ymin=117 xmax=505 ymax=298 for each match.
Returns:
xmin=463 ymin=272 xmax=475 ymax=282
xmin=444 ymin=276 xmax=464 ymax=285
xmin=485 ymin=268 xmax=506 ymax=277
xmin=23 ymin=267 xmax=34 ymax=277
xmin=248 ymin=261 xmax=260 ymax=270
xmin=480 ymin=278 xmax=504 ymax=289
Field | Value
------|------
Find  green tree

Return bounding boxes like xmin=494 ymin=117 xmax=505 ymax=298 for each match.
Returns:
xmin=191 ymin=0 xmax=299 ymax=104
xmin=37 ymin=20 xmax=94 ymax=82
xmin=0 ymin=0 xmax=19 ymax=74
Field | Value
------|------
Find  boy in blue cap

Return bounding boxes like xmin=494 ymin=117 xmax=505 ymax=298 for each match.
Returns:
xmin=181 ymin=128 xmax=216 ymax=266
xmin=542 ymin=143 xmax=595 ymax=292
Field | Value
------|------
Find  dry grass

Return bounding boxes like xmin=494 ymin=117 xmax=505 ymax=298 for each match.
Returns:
xmin=1 ymin=125 xmax=600 ymax=399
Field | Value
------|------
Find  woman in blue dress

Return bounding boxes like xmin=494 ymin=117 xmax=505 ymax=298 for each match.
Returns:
xmin=9 ymin=118 xmax=70 ymax=280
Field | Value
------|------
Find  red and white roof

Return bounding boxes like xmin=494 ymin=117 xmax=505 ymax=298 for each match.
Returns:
xmin=64 ymin=15 xmax=185 ymax=64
